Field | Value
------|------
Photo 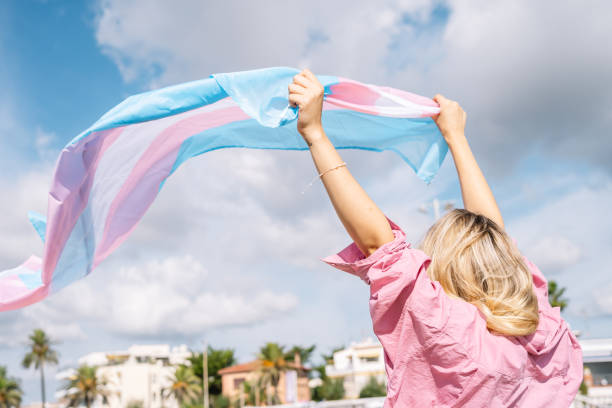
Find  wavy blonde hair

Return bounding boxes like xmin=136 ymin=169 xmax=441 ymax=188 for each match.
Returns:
xmin=419 ymin=209 xmax=539 ymax=336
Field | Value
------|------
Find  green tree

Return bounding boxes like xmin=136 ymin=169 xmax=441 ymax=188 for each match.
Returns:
xmin=187 ymin=346 xmax=236 ymax=398
xmin=162 ymin=366 xmax=201 ymax=407
xmin=241 ymin=381 xmax=264 ymax=407
xmin=22 ymin=329 xmax=58 ymax=408
xmin=311 ymin=345 xmax=346 ymax=401
xmin=62 ymin=365 xmax=109 ymax=408
xmin=321 ymin=345 xmax=345 ymax=365
xmin=359 ymin=376 xmax=386 ymax=398
xmin=257 ymin=343 xmax=290 ymax=405
xmin=212 ymin=394 xmax=229 ymax=408
xmin=548 ymin=280 xmax=568 ymax=311
xmin=125 ymin=400 xmax=144 ymax=408
xmin=547 ymin=281 xmax=587 ymax=394
xmin=0 ymin=366 xmax=23 ymax=408
xmin=313 ymin=377 xmax=344 ymax=401
xmin=579 ymin=380 xmax=588 ymax=396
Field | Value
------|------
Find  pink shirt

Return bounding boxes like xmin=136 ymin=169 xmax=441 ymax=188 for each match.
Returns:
xmin=322 ymin=218 xmax=583 ymax=407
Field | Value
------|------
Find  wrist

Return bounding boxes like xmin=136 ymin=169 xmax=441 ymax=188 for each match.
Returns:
xmin=300 ymin=125 xmax=326 ymax=147
xmin=444 ymin=131 xmax=467 ymax=150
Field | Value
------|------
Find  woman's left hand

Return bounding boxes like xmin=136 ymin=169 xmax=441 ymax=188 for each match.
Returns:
xmin=288 ymin=69 xmax=324 ymax=143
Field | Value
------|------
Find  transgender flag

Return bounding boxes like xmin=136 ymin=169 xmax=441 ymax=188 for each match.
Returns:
xmin=0 ymin=67 xmax=445 ymax=311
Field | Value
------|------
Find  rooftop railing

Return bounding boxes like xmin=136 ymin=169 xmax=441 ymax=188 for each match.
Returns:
xmin=572 ymin=394 xmax=612 ymax=408
xmin=245 ymin=397 xmax=385 ymax=408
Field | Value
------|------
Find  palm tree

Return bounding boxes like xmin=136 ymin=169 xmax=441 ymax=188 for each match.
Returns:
xmin=0 ymin=366 xmax=23 ymax=408
xmin=321 ymin=345 xmax=344 ymax=365
xmin=62 ymin=365 xmax=109 ymax=408
xmin=257 ymin=343 xmax=290 ymax=405
xmin=186 ymin=346 xmax=236 ymax=398
xmin=548 ymin=280 xmax=568 ymax=311
xmin=22 ymin=329 xmax=58 ymax=408
xmin=284 ymin=345 xmax=316 ymax=367
xmin=162 ymin=365 xmax=201 ymax=406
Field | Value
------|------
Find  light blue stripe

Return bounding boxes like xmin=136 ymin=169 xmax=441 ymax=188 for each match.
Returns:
xmin=28 ymin=211 xmax=47 ymax=243
xmin=18 ymin=270 xmax=43 ymax=290
xmin=68 ymin=67 xmax=339 ymax=146
xmin=166 ymin=109 xmax=444 ymax=187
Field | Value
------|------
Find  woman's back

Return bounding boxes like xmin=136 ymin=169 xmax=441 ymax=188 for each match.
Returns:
xmin=322 ymin=218 xmax=583 ymax=407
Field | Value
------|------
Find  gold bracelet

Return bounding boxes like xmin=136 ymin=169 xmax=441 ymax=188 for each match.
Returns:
xmin=318 ymin=162 xmax=347 ymax=178
xmin=301 ymin=162 xmax=347 ymax=195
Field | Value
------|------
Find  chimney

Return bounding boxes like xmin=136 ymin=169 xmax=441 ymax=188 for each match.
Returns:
xmin=294 ymin=351 xmax=301 ymax=367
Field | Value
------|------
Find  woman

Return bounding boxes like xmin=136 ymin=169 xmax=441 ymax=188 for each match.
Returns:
xmin=288 ymin=69 xmax=583 ymax=407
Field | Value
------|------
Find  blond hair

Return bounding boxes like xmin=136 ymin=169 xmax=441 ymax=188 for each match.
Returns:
xmin=419 ymin=209 xmax=539 ymax=336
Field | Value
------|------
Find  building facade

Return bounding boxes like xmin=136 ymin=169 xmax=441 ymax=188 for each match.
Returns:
xmin=219 ymin=357 xmax=310 ymax=405
xmin=581 ymin=338 xmax=612 ymax=397
xmin=325 ymin=338 xmax=386 ymax=399
xmin=56 ymin=344 xmax=191 ymax=408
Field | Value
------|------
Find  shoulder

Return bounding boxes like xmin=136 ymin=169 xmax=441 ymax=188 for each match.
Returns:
xmin=321 ymin=217 xmax=429 ymax=285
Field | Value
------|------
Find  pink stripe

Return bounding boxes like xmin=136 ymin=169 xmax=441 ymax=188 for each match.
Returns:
xmin=41 ymin=127 xmax=125 ymax=284
xmin=0 ymin=256 xmax=47 ymax=311
xmin=93 ymin=105 xmax=251 ymax=267
xmin=328 ymin=78 xmax=438 ymax=116
xmin=0 ymin=276 xmax=27 ymax=300
xmin=23 ymin=255 xmax=42 ymax=271
xmin=0 ymin=285 xmax=48 ymax=311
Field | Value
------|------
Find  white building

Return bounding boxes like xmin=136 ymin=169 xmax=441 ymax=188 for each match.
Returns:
xmin=581 ymin=338 xmax=612 ymax=397
xmin=325 ymin=338 xmax=386 ymax=399
xmin=56 ymin=344 xmax=192 ymax=408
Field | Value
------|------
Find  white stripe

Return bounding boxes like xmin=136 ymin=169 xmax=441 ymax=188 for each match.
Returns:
xmin=88 ymin=98 xmax=237 ymax=248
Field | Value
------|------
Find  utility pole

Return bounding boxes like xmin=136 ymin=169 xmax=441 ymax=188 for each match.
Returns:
xmin=203 ymin=341 xmax=209 ymax=408
xmin=419 ymin=198 xmax=454 ymax=220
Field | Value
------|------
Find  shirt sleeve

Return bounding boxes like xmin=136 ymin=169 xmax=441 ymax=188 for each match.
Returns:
xmin=320 ymin=217 xmax=452 ymax=370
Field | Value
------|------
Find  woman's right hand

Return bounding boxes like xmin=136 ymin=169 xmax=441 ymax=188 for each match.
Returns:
xmin=288 ymin=69 xmax=325 ymax=146
xmin=432 ymin=94 xmax=467 ymax=146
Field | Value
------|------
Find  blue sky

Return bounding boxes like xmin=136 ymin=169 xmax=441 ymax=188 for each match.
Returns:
xmin=1 ymin=0 xmax=612 ymax=404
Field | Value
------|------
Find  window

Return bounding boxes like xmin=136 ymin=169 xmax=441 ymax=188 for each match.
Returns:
xmin=233 ymin=378 xmax=245 ymax=390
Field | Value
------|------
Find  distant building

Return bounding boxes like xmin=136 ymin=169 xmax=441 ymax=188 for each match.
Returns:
xmin=325 ymin=338 xmax=386 ymax=399
xmin=581 ymin=338 xmax=612 ymax=397
xmin=55 ymin=344 xmax=191 ymax=408
xmin=22 ymin=403 xmax=62 ymax=408
xmin=218 ymin=355 xmax=310 ymax=405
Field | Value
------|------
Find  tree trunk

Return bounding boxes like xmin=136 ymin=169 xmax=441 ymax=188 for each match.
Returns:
xmin=40 ymin=361 xmax=46 ymax=408
xmin=85 ymin=393 xmax=90 ymax=408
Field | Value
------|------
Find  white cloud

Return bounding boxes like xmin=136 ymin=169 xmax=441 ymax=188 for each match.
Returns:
xmin=0 ymin=168 xmax=50 ymax=268
xmin=33 ymin=126 xmax=58 ymax=162
xmin=0 ymin=304 xmax=86 ymax=347
xmin=38 ymin=255 xmax=299 ymax=337
xmin=93 ymin=0 xmax=612 ymax=177
xmin=430 ymin=0 xmax=612 ymax=171
xmin=595 ymin=283 xmax=612 ymax=315
xmin=4 ymin=0 xmax=612 ymax=368
xmin=94 ymin=0 xmax=437 ymax=86
xmin=527 ymin=236 xmax=582 ymax=273
xmin=508 ymin=172 xmax=612 ymax=319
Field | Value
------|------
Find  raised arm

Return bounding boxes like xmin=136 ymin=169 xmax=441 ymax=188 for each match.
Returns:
xmin=432 ymin=94 xmax=504 ymax=229
xmin=289 ymin=69 xmax=394 ymax=256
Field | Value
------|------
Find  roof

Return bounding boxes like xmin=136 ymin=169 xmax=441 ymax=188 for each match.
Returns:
xmin=218 ymin=359 xmax=309 ymax=375
xmin=580 ymin=338 xmax=612 ymax=364
xmin=218 ymin=360 xmax=262 ymax=375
